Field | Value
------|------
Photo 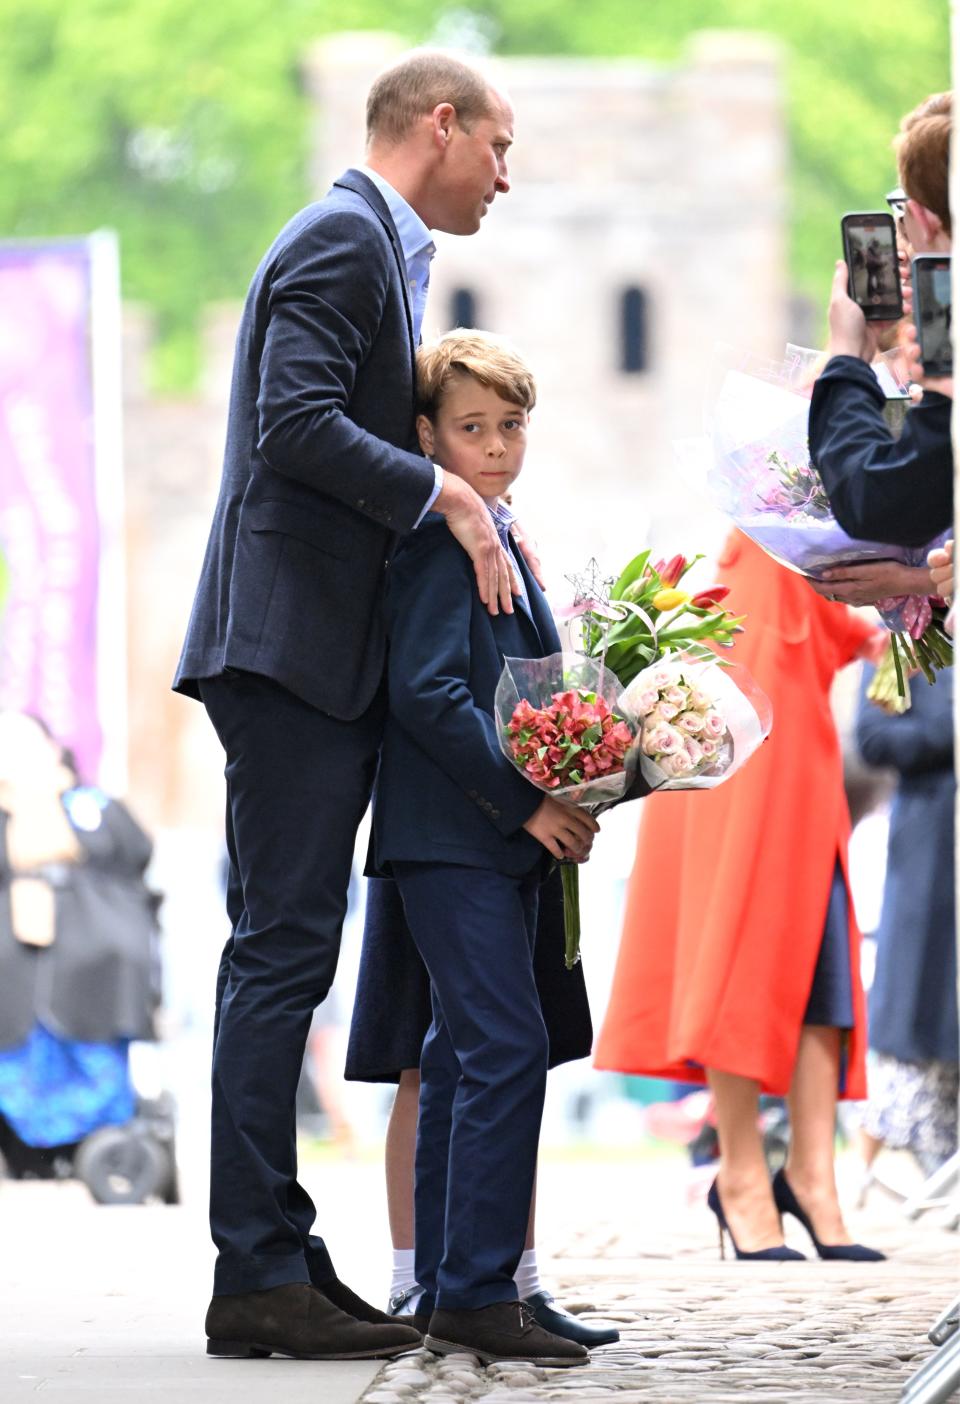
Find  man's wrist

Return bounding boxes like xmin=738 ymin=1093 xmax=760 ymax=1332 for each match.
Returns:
xmin=435 ymin=469 xmax=482 ymax=516
xmin=413 ymin=464 xmax=444 ymax=528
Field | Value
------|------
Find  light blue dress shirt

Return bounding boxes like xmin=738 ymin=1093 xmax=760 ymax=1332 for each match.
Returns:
xmin=361 ymin=166 xmax=443 ymax=520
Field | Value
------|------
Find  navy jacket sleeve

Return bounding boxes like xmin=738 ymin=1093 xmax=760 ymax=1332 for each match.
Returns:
xmin=385 ymin=530 xmax=543 ymax=837
xmin=856 ymin=668 xmax=954 ymax=776
xmin=256 ymin=208 xmax=435 ymax=534
xmin=808 ymin=355 xmax=952 ymax=548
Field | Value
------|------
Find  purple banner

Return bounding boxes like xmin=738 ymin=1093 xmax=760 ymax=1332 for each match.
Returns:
xmin=0 ymin=243 xmax=102 ymax=780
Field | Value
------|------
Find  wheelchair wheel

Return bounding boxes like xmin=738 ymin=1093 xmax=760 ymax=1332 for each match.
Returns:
xmin=74 ymin=1126 xmax=171 ymax=1205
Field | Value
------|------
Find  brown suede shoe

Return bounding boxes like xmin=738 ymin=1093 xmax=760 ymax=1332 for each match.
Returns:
xmin=316 ymin=1274 xmax=413 ymax=1328
xmin=394 ymin=1311 xmax=433 ymax=1334
xmin=425 ymin=1300 xmax=589 ymax=1367
xmin=205 ymin=1283 xmax=422 ymax=1359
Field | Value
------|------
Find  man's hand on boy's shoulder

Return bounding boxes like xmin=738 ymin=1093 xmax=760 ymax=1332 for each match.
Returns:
xmin=433 ymin=472 xmax=519 ymax=617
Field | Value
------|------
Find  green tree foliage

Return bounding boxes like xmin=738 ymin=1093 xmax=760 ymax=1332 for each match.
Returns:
xmin=0 ymin=0 xmax=948 ymax=387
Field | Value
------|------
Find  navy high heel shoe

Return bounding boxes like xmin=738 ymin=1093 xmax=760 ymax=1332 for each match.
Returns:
xmin=772 ymin=1169 xmax=886 ymax=1261
xmin=707 ymin=1178 xmax=806 ymax=1261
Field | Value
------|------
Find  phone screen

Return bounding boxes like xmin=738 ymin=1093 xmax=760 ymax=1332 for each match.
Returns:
xmin=842 ymin=214 xmax=902 ymax=320
xmin=914 ymin=257 xmax=952 ymax=376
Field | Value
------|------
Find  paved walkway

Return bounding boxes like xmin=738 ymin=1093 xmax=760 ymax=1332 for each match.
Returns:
xmin=1 ymin=1153 xmax=956 ymax=1403
xmin=356 ymin=1154 xmax=958 ymax=1404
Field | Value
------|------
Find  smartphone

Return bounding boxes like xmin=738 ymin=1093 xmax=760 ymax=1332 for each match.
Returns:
xmin=911 ymin=254 xmax=952 ymax=377
xmin=841 ymin=212 xmax=903 ymax=320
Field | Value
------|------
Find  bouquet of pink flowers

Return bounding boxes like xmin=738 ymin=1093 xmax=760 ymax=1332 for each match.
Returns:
xmin=692 ymin=345 xmax=952 ymax=697
xmin=866 ymin=598 xmax=954 ymax=712
xmin=505 ymin=691 xmax=634 ymax=791
xmin=495 ymin=654 xmax=639 ymax=967
xmin=625 ymin=654 xmax=772 ymax=791
xmin=706 ymin=360 xmax=929 ymax=579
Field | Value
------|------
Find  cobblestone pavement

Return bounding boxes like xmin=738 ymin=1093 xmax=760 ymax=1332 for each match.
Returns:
xmin=1 ymin=1149 xmax=955 ymax=1403
xmin=360 ymin=1164 xmax=959 ymax=1404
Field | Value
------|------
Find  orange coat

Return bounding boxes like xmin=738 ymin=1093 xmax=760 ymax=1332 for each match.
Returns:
xmin=594 ymin=532 xmax=876 ymax=1099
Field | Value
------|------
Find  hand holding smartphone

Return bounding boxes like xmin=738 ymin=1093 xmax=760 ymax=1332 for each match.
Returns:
xmin=910 ymin=254 xmax=952 ymax=377
xmin=841 ymin=212 xmax=904 ymax=321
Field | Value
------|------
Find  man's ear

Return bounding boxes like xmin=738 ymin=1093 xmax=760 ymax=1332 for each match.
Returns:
xmin=431 ymin=102 xmax=456 ymax=150
xmin=416 ymin=413 xmax=435 ymax=456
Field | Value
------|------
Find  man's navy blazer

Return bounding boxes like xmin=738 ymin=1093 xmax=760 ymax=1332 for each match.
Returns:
xmin=173 ymin=170 xmax=436 ymax=719
xmin=374 ymin=516 xmax=562 ymax=877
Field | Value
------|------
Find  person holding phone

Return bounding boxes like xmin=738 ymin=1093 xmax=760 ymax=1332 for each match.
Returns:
xmin=808 ymin=91 xmax=952 ymax=551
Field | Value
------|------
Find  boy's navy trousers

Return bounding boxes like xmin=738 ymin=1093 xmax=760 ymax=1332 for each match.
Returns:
xmin=393 ymin=860 xmax=550 ymax=1312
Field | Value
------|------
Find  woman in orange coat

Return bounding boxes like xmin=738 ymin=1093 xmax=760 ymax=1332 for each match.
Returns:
xmin=595 ymin=531 xmax=897 ymax=1261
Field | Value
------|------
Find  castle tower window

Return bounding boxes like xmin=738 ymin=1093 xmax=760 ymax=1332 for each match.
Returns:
xmin=620 ymin=287 xmax=649 ymax=374
xmin=450 ymin=288 xmax=477 ymax=329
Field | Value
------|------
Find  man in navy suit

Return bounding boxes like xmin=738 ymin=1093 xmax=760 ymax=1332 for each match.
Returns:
xmin=373 ymin=332 xmax=598 ymax=1366
xmin=174 ymin=52 xmax=533 ymax=1361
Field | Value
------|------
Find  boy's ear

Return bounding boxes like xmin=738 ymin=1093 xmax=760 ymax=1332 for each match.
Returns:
xmin=416 ymin=414 xmax=435 ymax=457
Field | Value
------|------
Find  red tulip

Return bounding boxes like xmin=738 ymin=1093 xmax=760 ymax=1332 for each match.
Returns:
xmin=690 ymin=585 xmax=731 ymax=609
xmin=656 ymin=553 xmax=687 ymax=587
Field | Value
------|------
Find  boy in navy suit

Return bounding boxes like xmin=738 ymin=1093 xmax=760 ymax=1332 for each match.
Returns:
xmin=374 ymin=332 xmax=598 ymax=1366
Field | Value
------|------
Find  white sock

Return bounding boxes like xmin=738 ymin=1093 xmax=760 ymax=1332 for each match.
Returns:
xmin=389 ymin=1248 xmax=422 ymax=1312
xmin=513 ymin=1248 xmax=542 ymax=1300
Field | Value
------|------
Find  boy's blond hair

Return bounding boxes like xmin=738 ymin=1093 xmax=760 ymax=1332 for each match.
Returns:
xmin=416 ymin=330 xmax=537 ymax=419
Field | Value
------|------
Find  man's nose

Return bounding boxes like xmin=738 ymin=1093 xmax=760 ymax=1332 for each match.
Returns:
xmin=495 ymin=160 xmax=510 ymax=195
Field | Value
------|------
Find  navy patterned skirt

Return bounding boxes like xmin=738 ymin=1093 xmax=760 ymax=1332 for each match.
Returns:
xmin=345 ymin=865 xmax=593 ymax=1083
xmin=803 ymin=861 xmax=855 ymax=1029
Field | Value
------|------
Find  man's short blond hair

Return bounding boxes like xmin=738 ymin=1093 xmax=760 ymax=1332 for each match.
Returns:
xmin=366 ymin=50 xmax=494 ymax=145
xmin=416 ymin=330 xmax=537 ymax=419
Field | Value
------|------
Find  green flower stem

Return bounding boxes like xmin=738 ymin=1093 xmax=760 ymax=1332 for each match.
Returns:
xmin=892 ymin=635 xmax=907 ymax=697
xmin=561 ymin=863 xmax=581 ymax=970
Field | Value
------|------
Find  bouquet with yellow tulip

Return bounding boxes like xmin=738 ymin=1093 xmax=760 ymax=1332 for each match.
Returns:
xmin=574 ymin=549 xmax=745 ymax=685
xmin=500 ymin=552 xmax=758 ymax=966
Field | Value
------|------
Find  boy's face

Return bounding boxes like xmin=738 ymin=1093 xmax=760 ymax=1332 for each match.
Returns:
xmin=417 ymin=372 xmax=528 ymax=505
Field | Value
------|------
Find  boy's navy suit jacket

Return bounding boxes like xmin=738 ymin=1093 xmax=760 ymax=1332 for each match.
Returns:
xmin=374 ymin=514 xmax=562 ymax=877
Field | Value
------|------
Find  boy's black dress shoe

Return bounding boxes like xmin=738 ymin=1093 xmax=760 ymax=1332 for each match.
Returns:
xmin=525 ymin=1290 xmax=620 ymax=1347
xmin=425 ymin=1300 xmax=589 ymax=1366
xmin=386 ymin=1287 xmax=432 ymax=1335
xmin=205 ymin=1283 xmax=422 ymax=1359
